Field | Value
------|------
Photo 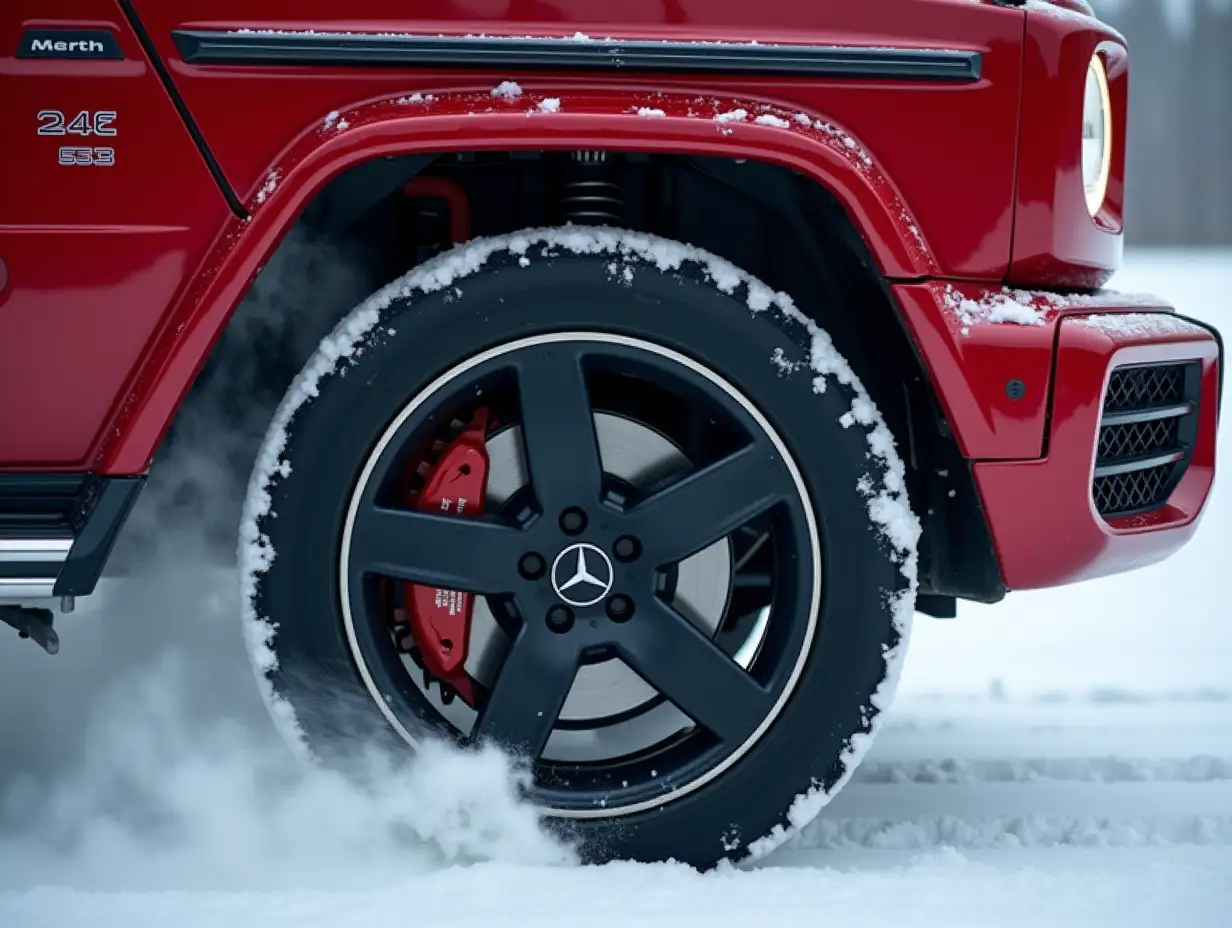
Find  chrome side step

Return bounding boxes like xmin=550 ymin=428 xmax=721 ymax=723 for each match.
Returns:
xmin=0 ymin=537 xmax=73 ymax=601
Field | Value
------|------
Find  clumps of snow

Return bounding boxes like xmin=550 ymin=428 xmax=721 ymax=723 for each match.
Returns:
xmin=636 ymin=106 xmax=667 ymax=118
xmin=490 ymin=80 xmax=523 ymax=99
xmin=1076 ymin=312 xmax=1209 ymax=339
xmin=254 ymin=169 xmax=279 ymax=206
xmin=240 ymin=298 xmax=384 ymax=752
xmin=397 ymin=92 xmax=437 ymax=105
xmin=943 ymin=286 xmax=1051 ymax=332
xmin=745 ymin=315 xmax=920 ymax=859
xmin=0 ymin=652 xmax=574 ymax=892
xmin=942 ymin=286 xmax=1196 ymax=338
xmin=535 ymin=98 xmax=562 ymax=113
xmin=241 ymin=227 xmax=918 ymax=862
xmin=322 ymin=110 xmax=349 ymax=132
xmin=770 ymin=347 xmax=806 ymax=377
xmin=754 ymin=113 xmax=791 ymax=128
xmin=715 ymin=108 xmax=749 ymax=124
xmin=786 ymin=111 xmax=875 ymax=168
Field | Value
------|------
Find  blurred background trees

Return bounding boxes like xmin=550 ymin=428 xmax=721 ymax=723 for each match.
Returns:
xmin=1091 ymin=0 xmax=1232 ymax=244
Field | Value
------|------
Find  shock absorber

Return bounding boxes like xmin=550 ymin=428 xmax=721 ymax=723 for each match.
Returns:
xmin=562 ymin=151 xmax=625 ymax=226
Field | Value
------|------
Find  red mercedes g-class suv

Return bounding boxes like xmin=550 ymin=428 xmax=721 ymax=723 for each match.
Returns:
xmin=1 ymin=0 xmax=1222 ymax=868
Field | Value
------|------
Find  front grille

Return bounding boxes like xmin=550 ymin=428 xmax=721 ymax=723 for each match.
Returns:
xmin=1093 ymin=464 xmax=1175 ymax=517
xmin=1098 ymin=417 xmax=1179 ymax=462
xmin=1092 ymin=363 xmax=1200 ymax=518
xmin=1103 ymin=365 xmax=1186 ymax=412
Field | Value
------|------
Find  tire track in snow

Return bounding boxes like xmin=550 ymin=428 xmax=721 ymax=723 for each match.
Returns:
xmin=853 ymin=756 xmax=1232 ymax=784
xmin=775 ymin=694 xmax=1232 ymax=855
xmin=791 ymin=812 xmax=1232 ymax=851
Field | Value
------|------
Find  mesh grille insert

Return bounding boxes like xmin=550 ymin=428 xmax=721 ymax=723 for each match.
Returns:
xmin=1093 ymin=362 xmax=1198 ymax=519
xmin=1098 ymin=417 xmax=1180 ymax=461
xmin=1093 ymin=464 xmax=1176 ymax=517
xmin=1104 ymin=365 xmax=1185 ymax=412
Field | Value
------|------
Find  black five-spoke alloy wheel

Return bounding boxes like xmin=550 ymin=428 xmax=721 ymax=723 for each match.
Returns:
xmin=247 ymin=234 xmax=910 ymax=868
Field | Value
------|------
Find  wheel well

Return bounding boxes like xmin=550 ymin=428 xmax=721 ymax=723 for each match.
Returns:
xmin=155 ymin=150 xmax=1004 ymax=606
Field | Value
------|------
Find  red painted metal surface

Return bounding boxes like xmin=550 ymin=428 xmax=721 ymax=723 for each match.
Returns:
xmin=974 ymin=321 xmax=1221 ymax=590
xmin=890 ymin=282 xmax=1174 ymax=460
xmin=131 ymin=0 xmax=1026 ymax=280
xmin=1010 ymin=10 xmax=1128 ymax=288
xmin=0 ymin=0 xmax=1220 ymax=598
xmin=0 ymin=0 xmax=230 ymax=467
xmin=95 ymin=88 xmax=945 ymax=474
xmin=2 ymin=0 xmax=1140 ymax=472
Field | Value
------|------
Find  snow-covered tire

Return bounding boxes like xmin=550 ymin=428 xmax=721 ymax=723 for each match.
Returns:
xmin=240 ymin=228 xmax=918 ymax=868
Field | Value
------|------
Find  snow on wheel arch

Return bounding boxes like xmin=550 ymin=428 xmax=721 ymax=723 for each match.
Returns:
xmin=237 ymin=226 xmax=920 ymax=853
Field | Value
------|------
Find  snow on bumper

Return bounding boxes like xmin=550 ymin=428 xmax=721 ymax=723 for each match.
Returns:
xmin=893 ymin=281 xmax=1221 ymax=589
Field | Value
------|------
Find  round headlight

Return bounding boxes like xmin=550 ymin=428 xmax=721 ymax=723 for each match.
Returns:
xmin=1082 ymin=54 xmax=1113 ymax=217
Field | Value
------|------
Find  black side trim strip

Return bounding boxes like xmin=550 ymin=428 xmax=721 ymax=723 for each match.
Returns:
xmin=171 ymin=31 xmax=983 ymax=82
xmin=54 ymin=477 xmax=144 ymax=597
xmin=118 ymin=3 xmax=247 ymax=219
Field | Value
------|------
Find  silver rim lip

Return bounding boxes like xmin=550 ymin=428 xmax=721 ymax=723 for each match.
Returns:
xmin=338 ymin=331 xmax=822 ymax=820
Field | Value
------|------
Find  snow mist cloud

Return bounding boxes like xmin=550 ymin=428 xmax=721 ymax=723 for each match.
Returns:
xmin=0 ymin=231 xmax=572 ymax=892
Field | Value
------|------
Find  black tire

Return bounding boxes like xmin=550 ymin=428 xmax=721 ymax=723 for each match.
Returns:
xmin=240 ymin=228 xmax=917 ymax=868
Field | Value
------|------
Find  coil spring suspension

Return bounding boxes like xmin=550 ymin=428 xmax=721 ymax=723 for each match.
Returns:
xmin=562 ymin=151 xmax=625 ymax=226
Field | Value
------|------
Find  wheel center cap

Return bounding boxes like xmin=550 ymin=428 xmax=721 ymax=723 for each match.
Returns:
xmin=550 ymin=542 xmax=614 ymax=607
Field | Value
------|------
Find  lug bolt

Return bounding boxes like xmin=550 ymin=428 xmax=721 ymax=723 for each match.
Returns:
xmin=560 ymin=507 xmax=588 ymax=535
xmin=546 ymin=605 xmax=575 ymax=633
xmin=613 ymin=535 xmax=641 ymax=562
xmin=606 ymin=595 xmax=635 ymax=623
xmin=519 ymin=552 xmax=546 ymax=580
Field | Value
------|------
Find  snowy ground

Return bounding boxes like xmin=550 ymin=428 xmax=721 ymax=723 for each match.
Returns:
xmin=0 ymin=250 xmax=1229 ymax=926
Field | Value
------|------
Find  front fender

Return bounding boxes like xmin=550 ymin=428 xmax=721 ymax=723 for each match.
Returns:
xmin=98 ymin=88 xmax=937 ymax=474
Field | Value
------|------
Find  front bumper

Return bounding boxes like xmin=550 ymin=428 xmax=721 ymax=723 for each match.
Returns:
xmin=897 ymin=281 xmax=1222 ymax=591
xmin=973 ymin=308 xmax=1220 ymax=589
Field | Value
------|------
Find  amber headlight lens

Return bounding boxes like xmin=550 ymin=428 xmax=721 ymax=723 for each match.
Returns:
xmin=1082 ymin=53 xmax=1113 ymax=217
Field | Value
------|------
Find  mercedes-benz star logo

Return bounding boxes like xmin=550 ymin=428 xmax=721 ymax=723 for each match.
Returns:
xmin=550 ymin=543 xmax=614 ymax=608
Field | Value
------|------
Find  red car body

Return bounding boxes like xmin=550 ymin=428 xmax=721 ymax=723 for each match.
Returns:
xmin=0 ymin=0 xmax=1222 ymax=623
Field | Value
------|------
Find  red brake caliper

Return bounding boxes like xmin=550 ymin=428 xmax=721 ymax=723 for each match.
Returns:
xmin=395 ymin=407 xmax=491 ymax=707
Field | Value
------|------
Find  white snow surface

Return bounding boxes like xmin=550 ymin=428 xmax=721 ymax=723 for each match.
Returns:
xmin=490 ymin=80 xmax=523 ymax=100
xmin=254 ymin=170 xmax=279 ymax=206
xmin=1077 ymin=311 xmax=1209 ymax=338
xmin=0 ymin=250 xmax=1229 ymax=926
xmin=942 ymin=284 xmax=1182 ymax=336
